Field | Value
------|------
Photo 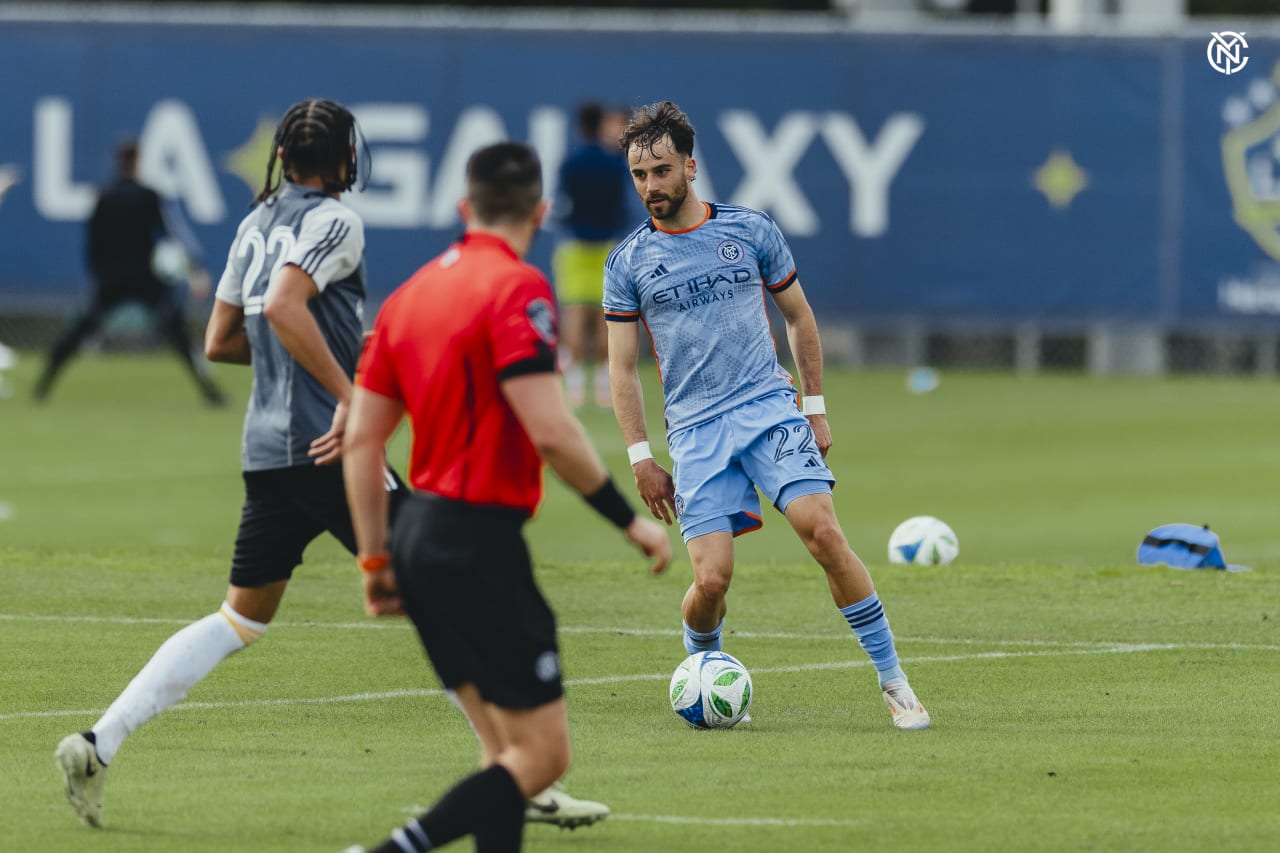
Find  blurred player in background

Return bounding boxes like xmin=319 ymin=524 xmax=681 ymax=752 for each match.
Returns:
xmin=54 ymin=99 xmax=402 ymax=827
xmin=605 ymin=101 xmax=930 ymax=731
xmin=0 ymin=166 xmax=18 ymax=397
xmin=342 ymin=141 xmax=670 ymax=853
xmin=33 ymin=139 xmax=224 ymax=405
xmin=553 ymin=101 xmax=633 ymax=408
xmin=0 ymin=338 xmax=15 ymax=399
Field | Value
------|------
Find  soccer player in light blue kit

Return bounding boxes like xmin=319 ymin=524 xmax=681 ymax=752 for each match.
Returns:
xmin=605 ymin=101 xmax=929 ymax=730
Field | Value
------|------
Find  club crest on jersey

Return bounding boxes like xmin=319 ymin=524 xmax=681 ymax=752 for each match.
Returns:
xmin=717 ymin=239 xmax=744 ymax=264
xmin=526 ymin=297 xmax=557 ymax=346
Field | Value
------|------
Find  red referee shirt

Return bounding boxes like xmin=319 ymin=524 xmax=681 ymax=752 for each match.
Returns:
xmin=356 ymin=232 xmax=559 ymax=515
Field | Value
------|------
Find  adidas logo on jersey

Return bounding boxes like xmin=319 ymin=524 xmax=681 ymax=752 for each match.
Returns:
xmin=649 ymin=263 xmax=669 ymax=279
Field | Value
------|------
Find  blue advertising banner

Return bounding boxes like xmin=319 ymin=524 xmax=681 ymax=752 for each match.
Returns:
xmin=0 ymin=18 xmax=1277 ymax=327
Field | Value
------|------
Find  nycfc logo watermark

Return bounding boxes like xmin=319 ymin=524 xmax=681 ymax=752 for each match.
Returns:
xmin=1208 ymin=32 xmax=1249 ymax=75
xmin=717 ymin=239 xmax=743 ymax=263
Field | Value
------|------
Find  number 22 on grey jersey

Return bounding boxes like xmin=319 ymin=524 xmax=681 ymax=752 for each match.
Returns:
xmin=214 ymin=182 xmax=367 ymax=471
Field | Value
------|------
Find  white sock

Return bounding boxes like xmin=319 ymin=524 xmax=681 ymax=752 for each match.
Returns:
xmin=92 ymin=603 xmax=266 ymax=764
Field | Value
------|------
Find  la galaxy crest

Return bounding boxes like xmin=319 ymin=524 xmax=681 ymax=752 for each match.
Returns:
xmin=1221 ymin=61 xmax=1280 ymax=262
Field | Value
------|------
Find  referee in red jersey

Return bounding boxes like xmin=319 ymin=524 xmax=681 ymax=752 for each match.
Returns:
xmin=343 ymin=142 xmax=670 ymax=853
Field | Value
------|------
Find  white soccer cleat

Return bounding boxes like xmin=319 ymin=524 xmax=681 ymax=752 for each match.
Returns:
xmin=55 ymin=733 xmax=108 ymax=827
xmin=881 ymin=679 xmax=931 ymax=730
xmin=525 ymin=781 xmax=609 ymax=829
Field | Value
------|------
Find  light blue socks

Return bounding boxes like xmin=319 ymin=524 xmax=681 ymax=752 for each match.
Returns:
xmin=840 ymin=593 xmax=906 ymax=686
xmin=682 ymin=619 xmax=724 ymax=654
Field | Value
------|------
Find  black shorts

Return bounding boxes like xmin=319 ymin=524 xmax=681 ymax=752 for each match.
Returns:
xmin=229 ymin=464 xmax=405 ymax=588
xmin=391 ymin=492 xmax=562 ymax=710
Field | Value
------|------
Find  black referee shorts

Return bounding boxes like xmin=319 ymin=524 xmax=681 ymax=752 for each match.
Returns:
xmin=229 ymin=463 xmax=405 ymax=588
xmin=391 ymin=491 xmax=562 ymax=710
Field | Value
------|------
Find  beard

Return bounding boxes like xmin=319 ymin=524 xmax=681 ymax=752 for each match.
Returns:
xmin=646 ymin=180 xmax=690 ymax=221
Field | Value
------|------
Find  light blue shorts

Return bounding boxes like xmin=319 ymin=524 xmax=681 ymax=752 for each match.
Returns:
xmin=669 ymin=390 xmax=835 ymax=543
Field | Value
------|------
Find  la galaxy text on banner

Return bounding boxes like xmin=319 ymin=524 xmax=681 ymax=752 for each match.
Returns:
xmin=0 ymin=20 xmax=1279 ymax=328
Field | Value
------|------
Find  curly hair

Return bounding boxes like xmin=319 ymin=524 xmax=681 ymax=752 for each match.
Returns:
xmin=618 ymin=101 xmax=696 ymax=160
xmin=256 ymin=99 xmax=364 ymax=203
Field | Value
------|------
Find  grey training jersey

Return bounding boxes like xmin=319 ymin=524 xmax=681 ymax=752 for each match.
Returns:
xmin=214 ymin=182 xmax=366 ymax=471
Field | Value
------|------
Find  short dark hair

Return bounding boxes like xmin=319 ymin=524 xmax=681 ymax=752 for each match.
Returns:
xmin=576 ymin=102 xmax=604 ymax=140
xmin=619 ymin=101 xmax=695 ymax=160
xmin=257 ymin=99 xmax=365 ymax=203
xmin=465 ymin=142 xmax=543 ymax=225
xmin=115 ymin=140 xmax=139 ymax=175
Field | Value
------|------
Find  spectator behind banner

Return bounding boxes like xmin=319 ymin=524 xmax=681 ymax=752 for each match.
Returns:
xmin=34 ymin=139 xmax=224 ymax=405
xmin=553 ymin=101 xmax=634 ymax=408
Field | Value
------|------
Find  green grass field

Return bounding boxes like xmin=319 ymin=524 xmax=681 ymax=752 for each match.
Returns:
xmin=1 ymin=351 xmax=1278 ymax=852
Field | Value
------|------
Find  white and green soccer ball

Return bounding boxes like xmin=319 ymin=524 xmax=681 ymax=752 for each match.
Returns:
xmin=669 ymin=650 xmax=753 ymax=729
xmin=888 ymin=515 xmax=959 ymax=566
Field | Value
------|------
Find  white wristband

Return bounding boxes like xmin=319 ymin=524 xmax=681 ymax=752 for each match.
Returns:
xmin=802 ymin=395 xmax=826 ymax=416
xmin=627 ymin=441 xmax=654 ymax=466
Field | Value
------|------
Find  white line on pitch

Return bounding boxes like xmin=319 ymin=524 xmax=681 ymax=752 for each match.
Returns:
xmin=5 ymin=613 xmax=1275 ymax=652
xmin=3 ymin=642 xmax=1275 ymax=722
xmin=396 ymin=805 xmax=847 ymax=828
xmin=609 ymin=813 xmax=863 ymax=827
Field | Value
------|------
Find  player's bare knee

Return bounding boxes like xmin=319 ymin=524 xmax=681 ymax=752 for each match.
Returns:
xmin=693 ymin=571 xmax=732 ymax=603
xmin=501 ymin=742 xmax=569 ymax=797
xmin=805 ymin=518 xmax=850 ymax=564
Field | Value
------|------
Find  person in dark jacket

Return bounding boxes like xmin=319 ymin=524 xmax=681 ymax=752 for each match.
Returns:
xmin=34 ymin=139 xmax=224 ymax=404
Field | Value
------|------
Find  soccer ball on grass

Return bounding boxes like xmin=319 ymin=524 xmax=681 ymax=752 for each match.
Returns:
xmin=669 ymin=650 xmax=753 ymax=729
xmin=887 ymin=515 xmax=959 ymax=565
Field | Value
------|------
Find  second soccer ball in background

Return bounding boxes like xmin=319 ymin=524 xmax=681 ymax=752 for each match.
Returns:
xmin=888 ymin=515 xmax=959 ymax=566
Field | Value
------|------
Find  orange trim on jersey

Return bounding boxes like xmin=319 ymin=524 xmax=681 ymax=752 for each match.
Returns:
xmin=766 ymin=269 xmax=798 ymax=292
xmin=642 ymin=316 xmax=662 ymax=382
xmin=652 ymin=202 xmax=711 ymax=235
xmin=604 ymin=309 xmax=640 ymax=322
xmin=733 ymin=511 xmax=764 ymax=537
xmin=759 ymin=281 xmax=780 ymax=354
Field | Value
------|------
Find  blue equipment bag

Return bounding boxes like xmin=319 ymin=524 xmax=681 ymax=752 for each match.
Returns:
xmin=1136 ymin=523 xmax=1249 ymax=572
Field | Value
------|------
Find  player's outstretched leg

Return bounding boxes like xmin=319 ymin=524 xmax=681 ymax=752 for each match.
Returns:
xmin=525 ymin=781 xmax=610 ymax=829
xmin=54 ymin=601 xmax=267 ymax=825
xmin=54 ymin=732 xmax=108 ymax=828
xmin=784 ymin=492 xmax=930 ymax=730
xmin=34 ymin=302 xmax=108 ymax=401
xmin=352 ymin=765 xmax=526 ymax=853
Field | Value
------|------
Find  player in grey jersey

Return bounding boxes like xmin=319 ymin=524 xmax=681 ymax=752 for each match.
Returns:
xmin=55 ymin=99 xmax=609 ymax=835
xmin=54 ymin=99 xmax=397 ymax=828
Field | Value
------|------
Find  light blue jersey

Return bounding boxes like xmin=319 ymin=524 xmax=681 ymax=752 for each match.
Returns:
xmin=604 ymin=202 xmax=798 ymax=433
